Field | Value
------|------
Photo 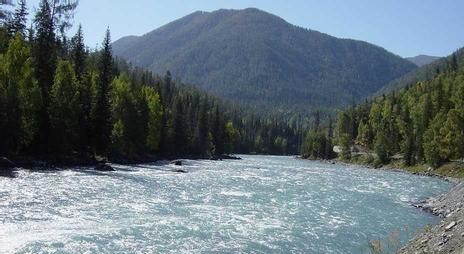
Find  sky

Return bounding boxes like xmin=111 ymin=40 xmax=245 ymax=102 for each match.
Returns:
xmin=24 ymin=0 xmax=464 ymax=57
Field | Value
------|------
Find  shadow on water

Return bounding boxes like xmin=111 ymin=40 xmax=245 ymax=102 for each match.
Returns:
xmin=0 ymin=169 xmax=17 ymax=178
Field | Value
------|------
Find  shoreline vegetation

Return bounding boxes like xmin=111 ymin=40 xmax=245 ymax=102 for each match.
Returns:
xmin=299 ymin=45 xmax=464 ymax=253
xmin=0 ymin=0 xmax=301 ymax=175
xmin=0 ymin=1 xmax=463 ymax=253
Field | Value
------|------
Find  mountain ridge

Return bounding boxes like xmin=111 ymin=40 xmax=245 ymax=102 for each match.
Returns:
xmin=113 ymin=8 xmax=417 ymax=113
xmin=406 ymin=54 xmax=441 ymax=67
xmin=376 ymin=48 xmax=463 ymax=96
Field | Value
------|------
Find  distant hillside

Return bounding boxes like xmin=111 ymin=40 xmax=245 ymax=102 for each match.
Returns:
xmin=113 ymin=8 xmax=417 ymax=113
xmin=377 ymin=48 xmax=464 ymax=95
xmin=406 ymin=55 xmax=440 ymax=67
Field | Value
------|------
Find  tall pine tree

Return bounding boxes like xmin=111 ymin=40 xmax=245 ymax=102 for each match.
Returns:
xmin=93 ymin=28 xmax=113 ymax=157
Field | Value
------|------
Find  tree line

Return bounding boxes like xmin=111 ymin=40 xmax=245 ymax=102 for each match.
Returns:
xmin=334 ymin=52 xmax=463 ymax=168
xmin=0 ymin=0 xmax=301 ymax=162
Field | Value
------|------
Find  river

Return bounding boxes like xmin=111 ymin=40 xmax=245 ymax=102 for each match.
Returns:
xmin=0 ymin=155 xmax=452 ymax=253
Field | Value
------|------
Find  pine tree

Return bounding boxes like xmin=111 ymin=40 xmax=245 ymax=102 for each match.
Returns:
xmin=93 ymin=28 xmax=113 ymax=156
xmin=142 ymin=86 xmax=162 ymax=153
xmin=7 ymin=0 xmax=27 ymax=36
xmin=48 ymin=60 xmax=81 ymax=154
xmin=32 ymin=0 xmax=56 ymax=153
xmin=398 ymin=105 xmax=415 ymax=165
xmin=110 ymin=74 xmax=136 ymax=157
xmin=172 ymin=96 xmax=187 ymax=155
xmin=374 ymin=131 xmax=390 ymax=164
xmin=449 ymin=53 xmax=458 ymax=72
xmin=0 ymin=34 xmax=42 ymax=155
xmin=211 ymin=106 xmax=225 ymax=157
xmin=70 ymin=24 xmax=86 ymax=81
xmin=195 ymin=98 xmax=212 ymax=156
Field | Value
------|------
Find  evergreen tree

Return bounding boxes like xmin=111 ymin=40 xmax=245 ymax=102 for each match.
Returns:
xmin=194 ymin=98 xmax=212 ymax=156
xmin=70 ymin=24 xmax=86 ymax=81
xmin=211 ymin=106 xmax=225 ymax=157
xmin=0 ymin=34 xmax=41 ymax=155
xmin=142 ymin=86 xmax=162 ymax=153
xmin=449 ymin=53 xmax=458 ymax=72
xmin=48 ymin=60 xmax=80 ymax=154
xmin=374 ymin=131 xmax=390 ymax=164
xmin=93 ymin=28 xmax=113 ymax=156
xmin=224 ymin=121 xmax=238 ymax=154
xmin=172 ymin=96 xmax=187 ymax=155
xmin=32 ymin=0 xmax=56 ymax=153
xmin=7 ymin=0 xmax=27 ymax=36
xmin=110 ymin=74 xmax=136 ymax=157
xmin=398 ymin=105 xmax=415 ymax=165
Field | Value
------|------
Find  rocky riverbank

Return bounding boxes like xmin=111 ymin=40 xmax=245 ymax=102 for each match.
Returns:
xmin=0 ymin=154 xmax=242 ymax=177
xmin=400 ymin=181 xmax=464 ymax=254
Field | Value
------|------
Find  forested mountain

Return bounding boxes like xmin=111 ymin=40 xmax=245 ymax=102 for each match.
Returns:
xmin=377 ymin=48 xmax=464 ymax=95
xmin=113 ymin=8 xmax=416 ymax=114
xmin=406 ymin=55 xmax=440 ymax=67
xmin=334 ymin=51 xmax=464 ymax=168
xmin=0 ymin=1 xmax=302 ymax=163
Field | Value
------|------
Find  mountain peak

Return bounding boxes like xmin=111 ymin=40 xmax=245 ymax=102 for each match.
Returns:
xmin=113 ymin=9 xmax=416 ymax=113
xmin=406 ymin=54 xmax=441 ymax=67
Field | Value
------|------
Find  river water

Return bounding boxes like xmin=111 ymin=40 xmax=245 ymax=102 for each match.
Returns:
xmin=0 ymin=155 xmax=452 ymax=253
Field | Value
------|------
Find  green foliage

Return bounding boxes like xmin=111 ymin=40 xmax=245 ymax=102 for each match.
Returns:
xmin=338 ymin=50 xmax=464 ymax=169
xmin=374 ymin=131 xmax=391 ymax=164
xmin=142 ymin=86 xmax=162 ymax=153
xmin=110 ymin=74 xmax=136 ymax=156
xmin=378 ymin=48 xmax=464 ymax=95
xmin=93 ymin=28 xmax=113 ymax=156
xmin=301 ymin=130 xmax=333 ymax=160
xmin=48 ymin=60 xmax=80 ymax=154
xmin=0 ymin=34 xmax=41 ymax=155
xmin=0 ymin=4 xmax=303 ymax=161
xmin=339 ymin=133 xmax=352 ymax=160
xmin=224 ymin=121 xmax=238 ymax=155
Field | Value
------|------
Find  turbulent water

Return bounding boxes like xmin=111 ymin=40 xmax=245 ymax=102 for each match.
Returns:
xmin=0 ymin=155 xmax=452 ymax=253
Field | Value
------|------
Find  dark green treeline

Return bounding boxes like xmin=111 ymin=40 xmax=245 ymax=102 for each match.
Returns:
xmin=0 ymin=0 xmax=301 ymax=161
xmin=334 ymin=51 xmax=464 ymax=168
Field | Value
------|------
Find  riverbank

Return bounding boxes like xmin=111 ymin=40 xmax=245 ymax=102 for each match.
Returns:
xmin=322 ymin=156 xmax=464 ymax=253
xmin=341 ymin=158 xmax=464 ymax=253
xmin=335 ymin=153 xmax=464 ymax=182
xmin=0 ymin=154 xmax=242 ymax=176
xmin=400 ymin=181 xmax=464 ymax=254
xmin=300 ymin=155 xmax=464 ymax=253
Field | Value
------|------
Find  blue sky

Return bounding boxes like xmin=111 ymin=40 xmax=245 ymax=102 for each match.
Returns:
xmin=25 ymin=0 xmax=464 ymax=57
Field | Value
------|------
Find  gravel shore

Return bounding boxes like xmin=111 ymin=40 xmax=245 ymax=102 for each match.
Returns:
xmin=400 ymin=181 xmax=464 ymax=254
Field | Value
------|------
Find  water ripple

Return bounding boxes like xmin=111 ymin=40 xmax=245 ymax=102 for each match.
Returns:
xmin=0 ymin=155 xmax=451 ymax=253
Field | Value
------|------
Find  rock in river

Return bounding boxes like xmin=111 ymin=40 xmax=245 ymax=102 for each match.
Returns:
xmin=95 ymin=163 xmax=115 ymax=172
xmin=172 ymin=160 xmax=183 ymax=166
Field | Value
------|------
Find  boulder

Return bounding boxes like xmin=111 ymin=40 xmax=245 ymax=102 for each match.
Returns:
xmin=94 ymin=163 xmax=114 ymax=172
xmin=0 ymin=157 xmax=16 ymax=169
xmin=172 ymin=160 xmax=183 ymax=166
xmin=445 ymin=221 xmax=457 ymax=231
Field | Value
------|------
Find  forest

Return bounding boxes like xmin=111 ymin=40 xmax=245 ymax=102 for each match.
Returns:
xmin=302 ymin=51 xmax=464 ymax=169
xmin=0 ymin=0 xmax=302 ymax=163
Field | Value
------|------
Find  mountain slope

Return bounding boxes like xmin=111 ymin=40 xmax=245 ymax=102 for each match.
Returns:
xmin=113 ymin=8 xmax=416 ymax=113
xmin=406 ymin=55 xmax=440 ymax=67
xmin=376 ymin=48 xmax=463 ymax=95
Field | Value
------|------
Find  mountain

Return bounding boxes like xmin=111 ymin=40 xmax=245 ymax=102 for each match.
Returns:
xmin=113 ymin=8 xmax=417 ymax=113
xmin=406 ymin=55 xmax=440 ymax=67
xmin=376 ymin=48 xmax=463 ymax=95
